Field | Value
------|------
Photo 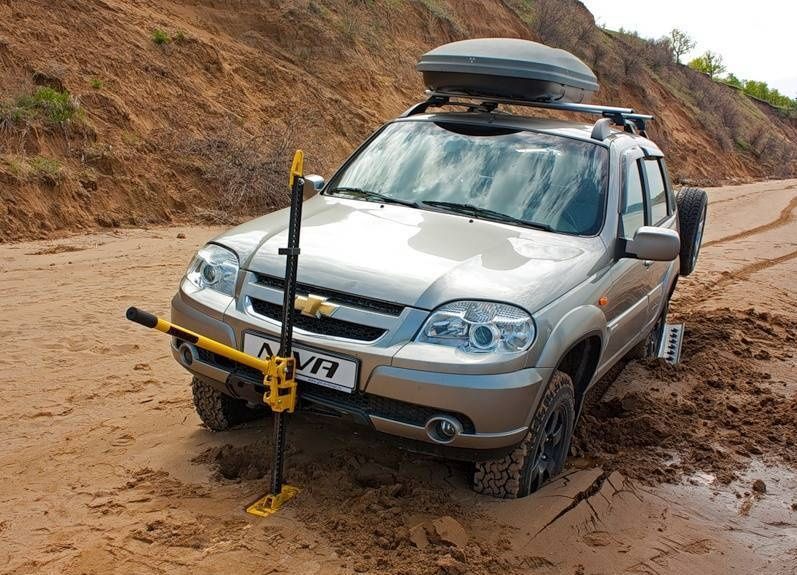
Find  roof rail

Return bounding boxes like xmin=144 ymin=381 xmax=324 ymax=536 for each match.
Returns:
xmin=401 ymin=90 xmax=654 ymax=140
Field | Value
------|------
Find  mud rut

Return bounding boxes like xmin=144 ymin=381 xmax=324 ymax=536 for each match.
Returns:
xmin=1 ymin=179 xmax=796 ymax=575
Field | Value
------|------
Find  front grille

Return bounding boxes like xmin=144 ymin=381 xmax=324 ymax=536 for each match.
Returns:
xmin=256 ymin=274 xmax=405 ymax=317
xmin=250 ymin=298 xmax=387 ymax=342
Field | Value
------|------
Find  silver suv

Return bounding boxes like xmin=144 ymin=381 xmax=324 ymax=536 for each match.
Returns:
xmin=169 ymin=41 xmax=708 ymax=498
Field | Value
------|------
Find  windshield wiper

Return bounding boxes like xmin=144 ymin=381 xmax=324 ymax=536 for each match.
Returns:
xmin=419 ymin=200 xmax=553 ymax=232
xmin=327 ymin=187 xmax=419 ymax=208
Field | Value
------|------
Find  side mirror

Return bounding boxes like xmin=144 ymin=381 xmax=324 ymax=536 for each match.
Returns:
xmin=303 ymin=174 xmax=325 ymax=199
xmin=625 ymin=226 xmax=680 ymax=261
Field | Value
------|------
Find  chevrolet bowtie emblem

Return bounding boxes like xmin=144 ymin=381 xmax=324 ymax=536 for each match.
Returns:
xmin=294 ymin=294 xmax=339 ymax=318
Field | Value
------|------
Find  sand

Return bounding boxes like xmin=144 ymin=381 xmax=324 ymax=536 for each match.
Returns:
xmin=1 ymin=179 xmax=796 ymax=574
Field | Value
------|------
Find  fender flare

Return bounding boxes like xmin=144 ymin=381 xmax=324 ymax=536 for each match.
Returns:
xmin=535 ymin=305 xmax=607 ymax=369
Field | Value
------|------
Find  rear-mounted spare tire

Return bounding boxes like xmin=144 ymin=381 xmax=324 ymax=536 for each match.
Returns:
xmin=676 ymin=187 xmax=708 ymax=276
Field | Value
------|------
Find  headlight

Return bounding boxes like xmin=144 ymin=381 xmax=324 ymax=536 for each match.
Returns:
xmin=185 ymin=244 xmax=239 ymax=297
xmin=416 ymin=301 xmax=535 ymax=353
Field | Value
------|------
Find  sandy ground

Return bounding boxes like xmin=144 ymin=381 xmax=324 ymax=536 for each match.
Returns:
xmin=1 ymin=179 xmax=796 ymax=575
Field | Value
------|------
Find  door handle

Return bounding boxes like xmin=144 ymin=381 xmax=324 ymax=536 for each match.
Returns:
xmin=643 ymin=260 xmax=653 ymax=268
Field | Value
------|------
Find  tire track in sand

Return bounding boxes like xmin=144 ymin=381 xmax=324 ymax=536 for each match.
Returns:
xmin=702 ymin=195 xmax=797 ymax=248
xmin=708 ymin=182 xmax=796 ymax=206
xmin=682 ymin=247 xmax=797 ymax=305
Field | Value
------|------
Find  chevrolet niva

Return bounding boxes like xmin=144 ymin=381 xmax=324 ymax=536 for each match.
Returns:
xmin=168 ymin=39 xmax=707 ymax=498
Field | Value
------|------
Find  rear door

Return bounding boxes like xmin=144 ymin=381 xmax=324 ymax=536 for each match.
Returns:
xmin=603 ymin=148 xmax=651 ymax=361
xmin=639 ymin=155 xmax=678 ymax=316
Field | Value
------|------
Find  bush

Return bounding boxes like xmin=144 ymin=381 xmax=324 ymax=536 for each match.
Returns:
xmin=177 ymin=117 xmax=301 ymax=218
xmin=2 ymin=154 xmax=64 ymax=185
xmin=1 ymin=86 xmax=81 ymax=125
xmin=29 ymin=156 xmax=63 ymax=184
xmin=151 ymin=28 xmax=171 ymax=45
xmin=526 ymin=0 xmax=593 ymax=51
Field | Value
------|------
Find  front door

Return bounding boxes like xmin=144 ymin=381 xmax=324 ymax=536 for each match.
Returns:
xmin=603 ymin=148 xmax=651 ymax=362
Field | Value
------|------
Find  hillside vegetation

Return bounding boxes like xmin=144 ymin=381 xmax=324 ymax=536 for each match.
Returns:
xmin=0 ymin=0 xmax=795 ymax=241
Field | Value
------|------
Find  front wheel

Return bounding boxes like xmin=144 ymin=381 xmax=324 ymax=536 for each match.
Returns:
xmin=191 ymin=376 xmax=267 ymax=431
xmin=472 ymin=371 xmax=575 ymax=498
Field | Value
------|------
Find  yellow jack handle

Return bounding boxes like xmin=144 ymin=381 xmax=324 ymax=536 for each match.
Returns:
xmin=125 ymin=307 xmax=299 ymax=414
xmin=288 ymin=149 xmax=304 ymax=189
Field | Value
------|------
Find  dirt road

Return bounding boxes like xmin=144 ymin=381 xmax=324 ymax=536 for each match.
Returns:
xmin=1 ymin=179 xmax=796 ymax=575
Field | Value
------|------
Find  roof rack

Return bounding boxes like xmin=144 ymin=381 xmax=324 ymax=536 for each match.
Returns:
xmin=401 ymin=90 xmax=654 ymax=140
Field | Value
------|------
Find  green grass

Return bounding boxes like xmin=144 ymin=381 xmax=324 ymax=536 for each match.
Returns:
xmin=2 ymin=154 xmax=64 ymax=184
xmin=4 ymin=156 xmax=30 ymax=179
xmin=1 ymin=87 xmax=82 ymax=125
xmin=151 ymin=28 xmax=171 ymax=45
xmin=90 ymin=78 xmax=103 ymax=90
xmin=29 ymin=156 xmax=63 ymax=183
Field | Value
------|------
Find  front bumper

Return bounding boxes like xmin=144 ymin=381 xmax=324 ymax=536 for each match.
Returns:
xmin=172 ymin=288 xmax=550 ymax=459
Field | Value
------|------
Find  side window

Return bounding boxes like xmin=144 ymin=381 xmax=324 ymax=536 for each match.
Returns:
xmin=660 ymin=158 xmax=677 ymax=213
xmin=621 ymin=160 xmax=645 ymax=239
xmin=643 ymin=159 xmax=668 ymax=224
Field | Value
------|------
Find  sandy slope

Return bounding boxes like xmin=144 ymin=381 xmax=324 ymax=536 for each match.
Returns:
xmin=2 ymin=0 xmax=796 ymax=242
xmin=0 ymin=180 xmax=795 ymax=574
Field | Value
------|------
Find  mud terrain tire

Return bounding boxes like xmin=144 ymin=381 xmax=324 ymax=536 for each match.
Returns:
xmin=473 ymin=371 xmax=575 ymax=498
xmin=191 ymin=376 xmax=265 ymax=431
xmin=676 ymin=187 xmax=708 ymax=276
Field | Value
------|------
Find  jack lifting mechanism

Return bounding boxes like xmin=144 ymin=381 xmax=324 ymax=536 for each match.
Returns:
xmin=126 ymin=150 xmax=308 ymax=517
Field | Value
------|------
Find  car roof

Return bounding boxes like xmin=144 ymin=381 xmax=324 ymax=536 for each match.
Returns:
xmin=392 ymin=111 xmax=662 ymax=154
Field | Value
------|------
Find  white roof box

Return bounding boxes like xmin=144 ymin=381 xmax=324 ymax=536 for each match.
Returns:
xmin=416 ymin=38 xmax=599 ymax=104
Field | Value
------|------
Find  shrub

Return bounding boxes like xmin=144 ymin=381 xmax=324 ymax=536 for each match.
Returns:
xmin=3 ymin=155 xmax=64 ymax=185
xmin=177 ymin=117 xmax=301 ymax=218
xmin=29 ymin=156 xmax=63 ymax=184
xmin=2 ymin=87 xmax=81 ymax=125
xmin=151 ymin=28 xmax=171 ymax=45
xmin=526 ymin=0 xmax=593 ymax=51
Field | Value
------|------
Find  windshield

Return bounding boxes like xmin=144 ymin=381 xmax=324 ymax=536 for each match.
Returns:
xmin=326 ymin=120 xmax=609 ymax=235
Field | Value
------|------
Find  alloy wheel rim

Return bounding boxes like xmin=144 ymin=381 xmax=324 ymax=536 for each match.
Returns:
xmin=526 ymin=404 xmax=568 ymax=493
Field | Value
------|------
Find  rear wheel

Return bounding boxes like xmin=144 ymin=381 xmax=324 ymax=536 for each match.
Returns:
xmin=191 ymin=376 xmax=267 ymax=431
xmin=472 ymin=371 xmax=575 ymax=498
xmin=676 ymin=187 xmax=708 ymax=276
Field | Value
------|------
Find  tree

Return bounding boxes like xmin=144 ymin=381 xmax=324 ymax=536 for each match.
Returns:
xmin=688 ymin=51 xmax=726 ymax=79
xmin=669 ymin=28 xmax=695 ymax=64
xmin=724 ymin=73 xmax=744 ymax=89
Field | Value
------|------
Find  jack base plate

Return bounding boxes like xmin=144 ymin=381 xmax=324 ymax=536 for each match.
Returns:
xmin=246 ymin=485 xmax=300 ymax=517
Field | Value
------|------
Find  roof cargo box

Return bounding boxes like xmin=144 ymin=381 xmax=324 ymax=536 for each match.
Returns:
xmin=416 ymin=38 xmax=599 ymax=104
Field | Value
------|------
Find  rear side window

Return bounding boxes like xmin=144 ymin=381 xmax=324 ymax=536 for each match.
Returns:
xmin=643 ymin=159 xmax=668 ymax=224
xmin=621 ymin=161 xmax=645 ymax=239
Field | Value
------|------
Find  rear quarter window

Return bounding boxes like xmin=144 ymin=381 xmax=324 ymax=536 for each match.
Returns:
xmin=643 ymin=159 xmax=668 ymax=224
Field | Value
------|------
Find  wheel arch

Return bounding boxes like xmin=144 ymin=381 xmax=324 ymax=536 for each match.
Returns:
xmin=553 ymin=334 xmax=602 ymax=413
xmin=534 ymin=304 xmax=606 ymax=412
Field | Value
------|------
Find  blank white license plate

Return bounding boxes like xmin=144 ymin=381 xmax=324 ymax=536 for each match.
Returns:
xmin=243 ymin=333 xmax=358 ymax=393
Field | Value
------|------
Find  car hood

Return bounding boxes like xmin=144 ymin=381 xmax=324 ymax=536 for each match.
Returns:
xmin=214 ymin=195 xmax=607 ymax=312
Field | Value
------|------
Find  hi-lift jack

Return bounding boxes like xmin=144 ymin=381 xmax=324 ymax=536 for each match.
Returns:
xmin=126 ymin=150 xmax=308 ymax=517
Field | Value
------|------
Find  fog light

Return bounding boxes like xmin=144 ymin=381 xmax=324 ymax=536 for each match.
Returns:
xmin=425 ymin=415 xmax=463 ymax=444
xmin=438 ymin=419 xmax=457 ymax=438
xmin=179 ymin=343 xmax=194 ymax=366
